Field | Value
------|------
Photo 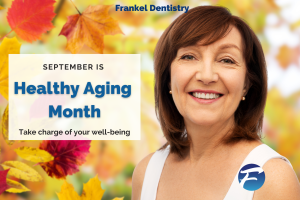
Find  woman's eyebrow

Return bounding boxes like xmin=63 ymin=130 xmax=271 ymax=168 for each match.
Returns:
xmin=218 ymin=43 xmax=241 ymax=51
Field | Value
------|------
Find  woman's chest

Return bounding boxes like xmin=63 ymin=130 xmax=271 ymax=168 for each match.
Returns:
xmin=156 ymin=159 xmax=240 ymax=200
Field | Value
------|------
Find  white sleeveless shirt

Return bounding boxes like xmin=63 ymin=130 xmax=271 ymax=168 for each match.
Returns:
xmin=140 ymin=144 xmax=292 ymax=200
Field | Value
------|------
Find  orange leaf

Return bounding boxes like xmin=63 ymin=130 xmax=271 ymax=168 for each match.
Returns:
xmin=6 ymin=0 xmax=56 ymax=42
xmin=59 ymin=4 xmax=123 ymax=54
xmin=276 ymin=45 xmax=300 ymax=69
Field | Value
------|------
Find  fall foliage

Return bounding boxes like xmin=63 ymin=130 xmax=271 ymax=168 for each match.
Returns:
xmin=6 ymin=0 xmax=56 ymax=42
xmin=1 ymin=105 xmax=13 ymax=149
xmin=0 ymin=169 xmax=10 ymax=194
xmin=57 ymin=175 xmax=124 ymax=200
xmin=6 ymin=178 xmax=30 ymax=193
xmin=1 ymin=161 xmax=42 ymax=182
xmin=59 ymin=4 xmax=123 ymax=54
xmin=39 ymin=140 xmax=91 ymax=179
xmin=0 ymin=37 xmax=21 ymax=100
xmin=15 ymin=147 xmax=54 ymax=163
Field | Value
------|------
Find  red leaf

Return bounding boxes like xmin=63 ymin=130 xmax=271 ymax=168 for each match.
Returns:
xmin=0 ymin=169 xmax=10 ymax=194
xmin=39 ymin=140 xmax=91 ymax=179
xmin=7 ymin=0 xmax=56 ymax=42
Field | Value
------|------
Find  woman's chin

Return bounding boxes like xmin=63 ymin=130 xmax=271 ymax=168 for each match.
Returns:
xmin=185 ymin=113 xmax=234 ymax=128
xmin=188 ymin=118 xmax=222 ymax=127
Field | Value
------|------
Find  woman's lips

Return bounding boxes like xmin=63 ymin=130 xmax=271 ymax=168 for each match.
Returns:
xmin=189 ymin=92 xmax=223 ymax=104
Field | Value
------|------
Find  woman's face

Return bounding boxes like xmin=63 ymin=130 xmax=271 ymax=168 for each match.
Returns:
xmin=170 ymin=26 xmax=247 ymax=128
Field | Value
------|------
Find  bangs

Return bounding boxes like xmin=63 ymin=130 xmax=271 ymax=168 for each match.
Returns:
xmin=169 ymin=7 xmax=235 ymax=51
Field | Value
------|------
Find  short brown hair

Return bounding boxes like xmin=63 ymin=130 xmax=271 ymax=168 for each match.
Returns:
xmin=154 ymin=6 xmax=267 ymax=157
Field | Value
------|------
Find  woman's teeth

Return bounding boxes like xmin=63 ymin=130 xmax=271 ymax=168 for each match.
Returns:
xmin=192 ymin=92 xmax=220 ymax=99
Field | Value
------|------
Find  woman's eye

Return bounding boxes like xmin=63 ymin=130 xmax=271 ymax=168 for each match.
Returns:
xmin=221 ymin=58 xmax=235 ymax=64
xmin=181 ymin=55 xmax=195 ymax=60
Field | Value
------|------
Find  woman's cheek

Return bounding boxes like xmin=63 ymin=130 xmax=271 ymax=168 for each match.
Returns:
xmin=220 ymin=69 xmax=245 ymax=97
xmin=171 ymin=69 xmax=192 ymax=116
xmin=171 ymin=78 xmax=185 ymax=116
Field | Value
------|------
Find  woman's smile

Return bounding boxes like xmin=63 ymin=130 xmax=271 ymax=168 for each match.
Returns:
xmin=189 ymin=89 xmax=224 ymax=104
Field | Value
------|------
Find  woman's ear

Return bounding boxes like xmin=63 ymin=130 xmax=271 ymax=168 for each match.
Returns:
xmin=243 ymin=77 xmax=252 ymax=96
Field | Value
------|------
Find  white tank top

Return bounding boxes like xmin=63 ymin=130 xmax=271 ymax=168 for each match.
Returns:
xmin=140 ymin=144 xmax=292 ymax=200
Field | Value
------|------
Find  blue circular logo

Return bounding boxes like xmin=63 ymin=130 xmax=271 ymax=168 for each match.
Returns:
xmin=238 ymin=164 xmax=265 ymax=191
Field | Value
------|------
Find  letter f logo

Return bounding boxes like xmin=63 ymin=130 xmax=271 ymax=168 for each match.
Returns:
xmin=238 ymin=164 xmax=265 ymax=191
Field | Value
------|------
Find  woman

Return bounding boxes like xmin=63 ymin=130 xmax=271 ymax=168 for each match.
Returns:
xmin=132 ymin=6 xmax=300 ymax=200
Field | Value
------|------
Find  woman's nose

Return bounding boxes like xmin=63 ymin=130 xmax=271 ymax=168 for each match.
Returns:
xmin=195 ymin=62 xmax=219 ymax=85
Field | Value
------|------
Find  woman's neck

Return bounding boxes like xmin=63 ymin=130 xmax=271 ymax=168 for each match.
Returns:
xmin=184 ymin=116 xmax=235 ymax=164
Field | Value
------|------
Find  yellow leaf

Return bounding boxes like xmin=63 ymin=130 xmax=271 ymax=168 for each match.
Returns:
xmin=0 ymin=6 xmax=4 ymax=10
xmin=2 ymin=105 xmax=14 ymax=146
xmin=5 ymin=178 xmax=30 ymax=193
xmin=81 ymin=175 xmax=105 ymax=200
xmin=112 ymin=198 xmax=124 ymax=200
xmin=0 ymin=37 xmax=21 ymax=100
xmin=56 ymin=181 xmax=80 ymax=200
xmin=15 ymin=146 xmax=54 ymax=163
xmin=1 ymin=161 xmax=42 ymax=182
xmin=57 ymin=175 xmax=114 ymax=200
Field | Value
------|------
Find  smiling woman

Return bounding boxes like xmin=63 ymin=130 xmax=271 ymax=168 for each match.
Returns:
xmin=132 ymin=5 xmax=300 ymax=200
xmin=171 ymin=28 xmax=248 ymax=130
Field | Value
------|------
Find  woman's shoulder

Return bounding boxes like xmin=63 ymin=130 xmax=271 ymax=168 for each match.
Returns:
xmin=131 ymin=152 xmax=155 ymax=200
xmin=253 ymin=151 xmax=300 ymax=200
xmin=131 ymin=145 xmax=171 ymax=200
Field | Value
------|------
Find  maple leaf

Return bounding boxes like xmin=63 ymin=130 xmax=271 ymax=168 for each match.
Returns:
xmin=0 ymin=37 xmax=21 ymax=100
xmin=57 ymin=175 xmax=123 ymax=200
xmin=39 ymin=140 xmax=91 ymax=179
xmin=6 ymin=0 xmax=56 ymax=42
xmin=59 ymin=4 xmax=123 ymax=54
xmin=0 ymin=169 xmax=10 ymax=195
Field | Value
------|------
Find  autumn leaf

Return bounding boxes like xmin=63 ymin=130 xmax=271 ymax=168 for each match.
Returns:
xmin=59 ymin=4 xmax=123 ymax=54
xmin=6 ymin=179 xmax=30 ymax=193
xmin=39 ymin=140 xmax=91 ymax=179
xmin=1 ymin=161 xmax=42 ymax=182
xmin=0 ymin=37 xmax=21 ymax=100
xmin=276 ymin=45 xmax=300 ymax=69
xmin=6 ymin=0 xmax=56 ymax=42
xmin=57 ymin=181 xmax=80 ymax=200
xmin=15 ymin=147 xmax=54 ymax=163
xmin=0 ymin=6 xmax=4 ymax=10
xmin=81 ymin=175 xmax=105 ymax=200
xmin=57 ymin=175 xmax=123 ymax=200
xmin=0 ymin=169 xmax=10 ymax=195
xmin=1 ymin=105 xmax=14 ymax=148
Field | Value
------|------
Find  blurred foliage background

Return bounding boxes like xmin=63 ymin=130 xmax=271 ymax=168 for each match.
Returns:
xmin=0 ymin=0 xmax=300 ymax=199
